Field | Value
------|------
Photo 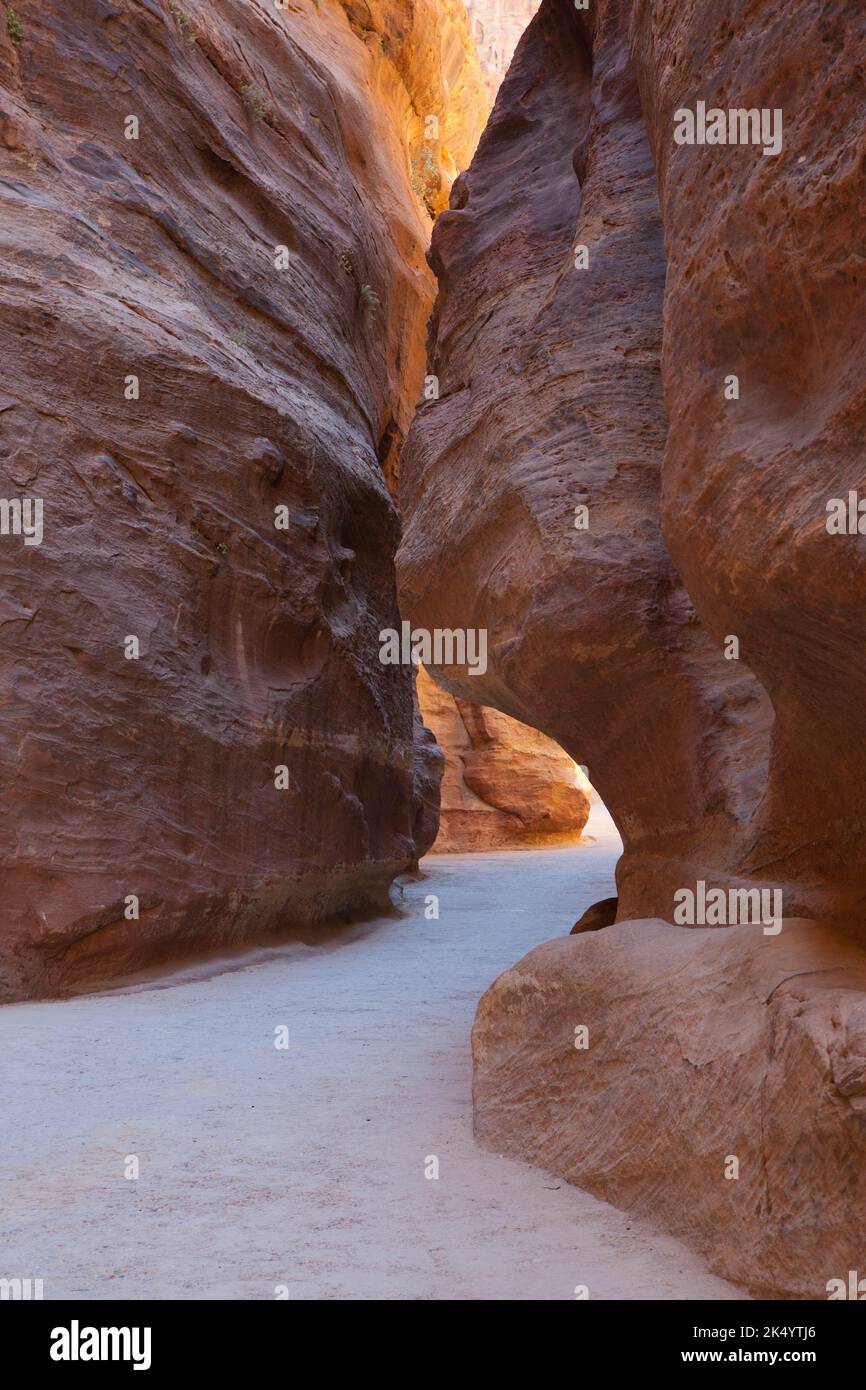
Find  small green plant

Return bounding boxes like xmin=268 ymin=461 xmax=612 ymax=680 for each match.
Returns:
xmin=6 ymin=6 xmax=23 ymax=44
xmin=170 ymin=5 xmax=197 ymax=47
xmin=357 ymin=283 xmax=380 ymax=331
xmin=228 ymin=328 xmax=247 ymax=349
xmin=241 ymin=82 xmax=269 ymax=122
xmin=410 ymin=144 xmax=438 ymax=215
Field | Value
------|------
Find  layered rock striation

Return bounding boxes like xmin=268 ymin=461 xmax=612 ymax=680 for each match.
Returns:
xmin=398 ymin=0 xmax=773 ymax=923
xmin=0 ymin=0 xmax=487 ymax=1000
xmin=629 ymin=0 xmax=866 ymax=932
xmin=463 ymin=0 xmax=541 ymax=102
xmin=474 ymin=917 xmax=866 ymax=1298
xmin=338 ymin=1 xmax=488 ymax=221
xmin=399 ymin=0 xmax=866 ymax=1294
xmin=417 ymin=666 xmax=589 ymax=852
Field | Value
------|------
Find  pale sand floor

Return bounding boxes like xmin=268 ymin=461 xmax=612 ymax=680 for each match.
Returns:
xmin=0 ymin=805 xmax=747 ymax=1300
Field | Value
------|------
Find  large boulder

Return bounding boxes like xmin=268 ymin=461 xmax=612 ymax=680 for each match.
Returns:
xmin=473 ymin=918 xmax=866 ymax=1298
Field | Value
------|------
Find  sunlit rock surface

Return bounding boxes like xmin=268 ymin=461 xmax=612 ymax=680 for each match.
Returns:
xmin=464 ymin=0 xmax=541 ymax=101
xmin=417 ymin=667 xmax=588 ymax=852
xmin=339 ymin=0 xmax=489 ymax=216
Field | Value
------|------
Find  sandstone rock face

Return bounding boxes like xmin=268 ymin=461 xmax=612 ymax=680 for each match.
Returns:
xmin=399 ymin=0 xmax=866 ymax=1295
xmin=0 ymin=0 xmax=485 ymax=1000
xmin=417 ymin=666 xmax=589 ymax=852
xmin=629 ymin=0 xmax=866 ymax=933
xmin=473 ymin=919 xmax=866 ymax=1298
xmin=570 ymin=896 xmax=617 ymax=934
xmin=397 ymin=0 xmax=773 ymax=922
xmin=409 ymin=688 xmax=446 ymax=864
xmin=464 ymin=1 xmax=541 ymax=101
xmin=339 ymin=0 xmax=488 ymax=219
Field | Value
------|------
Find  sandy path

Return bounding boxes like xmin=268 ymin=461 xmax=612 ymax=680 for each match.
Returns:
xmin=1 ymin=807 xmax=746 ymax=1300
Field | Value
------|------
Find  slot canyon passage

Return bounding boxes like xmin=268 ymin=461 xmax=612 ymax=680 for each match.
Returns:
xmin=1 ymin=0 xmax=865 ymax=1304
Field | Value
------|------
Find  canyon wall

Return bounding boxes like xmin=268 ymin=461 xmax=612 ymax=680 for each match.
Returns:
xmin=0 ymin=0 xmax=488 ymax=1001
xmin=398 ymin=0 xmax=866 ymax=1295
xmin=398 ymin=0 xmax=773 ymax=924
xmin=339 ymin=1 xmax=488 ymax=222
xmin=630 ymin=0 xmax=866 ymax=933
xmin=463 ymin=1 xmax=541 ymax=101
xmin=417 ymin=666 xmax=589 ymax=852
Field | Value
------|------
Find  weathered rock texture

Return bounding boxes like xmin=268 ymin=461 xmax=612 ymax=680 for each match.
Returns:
xmin=398 ymin=0 xmax=774 ymax=923
xmin=630 ymin=0 xmax=866 ymax=933
xmin=0 ymin=0 xmax=490 ymax=1000
xmin=473 ymin=919 xmax=866 ymax=1298
xmin=409 ymin=687 xmax=446 ymax=864
xmin=339 ymin=1 xmax=488 ymax=221
xmin=417 ymin=666 xmax=589 ymax=851
xmin=399 ymin=0 xmax=866 ymax=1296
xmin=570 ymin=896 xmax=617 ymax=934
xmin=464 ymin=1 xmax=541 ymax=101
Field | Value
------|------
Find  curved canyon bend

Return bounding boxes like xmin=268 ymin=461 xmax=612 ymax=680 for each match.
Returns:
xmin=1 ymin=0 xmax=865 ymax=1309
xmin=1 ymin=808 xmax=744 ymax=1300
